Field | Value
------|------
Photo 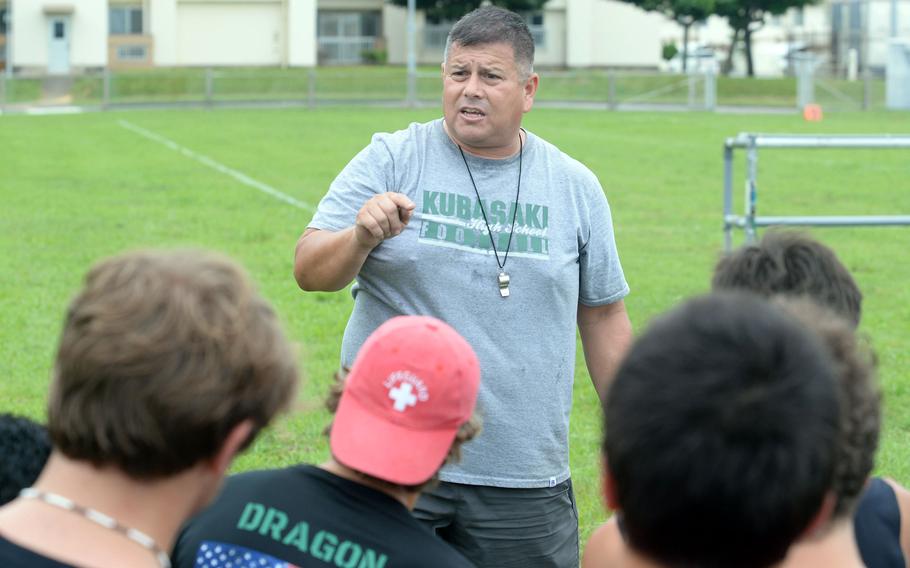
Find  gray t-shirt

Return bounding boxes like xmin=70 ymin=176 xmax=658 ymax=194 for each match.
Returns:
xmin=309 ymin=119 xmax=629 ymax=488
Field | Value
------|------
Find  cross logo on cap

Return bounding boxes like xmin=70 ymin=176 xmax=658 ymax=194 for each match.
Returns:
xmin=389 ymin=382 xmax=418 ymax=412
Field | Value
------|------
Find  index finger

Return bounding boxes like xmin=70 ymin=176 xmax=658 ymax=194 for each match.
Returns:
xmin=387 ymin=193 xmax=416 ymax=211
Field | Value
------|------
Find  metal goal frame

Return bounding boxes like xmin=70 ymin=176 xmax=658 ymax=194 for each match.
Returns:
xmin=723 ymin=133 xmax=910 ymax=251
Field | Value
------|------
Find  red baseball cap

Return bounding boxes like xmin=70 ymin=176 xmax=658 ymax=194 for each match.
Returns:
xmin=330 ymin=316 xmax=481 ymax=485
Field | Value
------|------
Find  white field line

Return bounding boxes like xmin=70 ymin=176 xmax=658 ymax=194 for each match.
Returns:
xmin=118 ymin=119 xmax=314 ymax=212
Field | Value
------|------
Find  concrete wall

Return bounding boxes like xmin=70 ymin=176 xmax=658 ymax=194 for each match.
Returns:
xmin=868 ymin=0 xmax=910 ymax=68
xmin=149 ymin=0 xmax=177 ymax=65
xmin=14 ymin=0 xmax=899 ymax=76
xmin=567 ymin=0 xmax=663 ymax=68
xmin=535 ymin=0 xmax=565 ymax=67
xmin=12 ymin=0 xmax=107 ymax=70
xmin=176 ymin=1 xmax=283 ymax=65
xmin=150 ymin=0 xmax=315 ymax=67
xmin=383 ymin=2 xmax=408 ymax=65
xmin=384 ymin=1 xmax=566 ymax=67
xmin=288 ymin=0 xmax=316 ymax=66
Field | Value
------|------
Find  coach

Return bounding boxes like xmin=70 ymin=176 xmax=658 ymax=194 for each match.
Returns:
xmin=293 ymin=6 xmax=631 ymax=566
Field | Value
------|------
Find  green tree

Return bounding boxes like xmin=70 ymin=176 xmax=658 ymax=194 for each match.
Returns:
xmin=614 ymin=0 xmax=714 ymax=73
xmin=715 ymin=0 xmax=815 ymax=76
xmin=390 ymin=0 xmax=547 ymax=23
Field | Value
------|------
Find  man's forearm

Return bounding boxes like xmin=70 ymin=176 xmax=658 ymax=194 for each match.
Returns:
xmin=293 ymin=228 xmax=374 ymax=292
xmin=578 ymin=301 xmax=633 ymax=402
xmin=582 ymin=335 xmax=631 ymax=403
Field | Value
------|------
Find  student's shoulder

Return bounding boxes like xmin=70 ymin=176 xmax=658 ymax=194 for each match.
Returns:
xmin=224 ymin=465 xmax=299 ymax=488
xmin=582 ymin=517 xmax=626 ymax=568
xmin=198 ymin=465 xmax=316 ymax=510
xmin=0 ymin=535 xmax=79 ymax=568
xmin=881 ymin=477 xmax=910 ymax=556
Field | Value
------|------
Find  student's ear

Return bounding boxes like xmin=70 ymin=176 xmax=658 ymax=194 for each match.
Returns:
xmin=209 ymin=419 xmax=255 ymax=478
xmin=801 ymin=491 xmax=836 ymax=539
xmin=602 ymin=458 xmax=622 ymax=512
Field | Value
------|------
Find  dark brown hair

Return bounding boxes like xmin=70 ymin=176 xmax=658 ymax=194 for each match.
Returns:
xmin=0 ymin=414 xmax=51 ymax=506
xmin=605 ymin=293 xmax=840 ymax=568
xmin=776 ymin=298 xmax=880 ymax=518
xmin=712 ymin=230 xmax=862 ymax=328
xmin=48 ymin=249 xmax=299 ymax=480
xmin=445 ymin=6 xmax=535 ymax=80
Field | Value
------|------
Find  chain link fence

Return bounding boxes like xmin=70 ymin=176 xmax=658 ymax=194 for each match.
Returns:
xmin=0 ymin=65 xmax=892 ymax=114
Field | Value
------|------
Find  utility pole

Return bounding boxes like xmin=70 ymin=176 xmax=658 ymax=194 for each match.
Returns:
xmin=5 ymin=2 xmax=12 ymax=78
xmin=406 ymin=0 xmax=417 ymax=107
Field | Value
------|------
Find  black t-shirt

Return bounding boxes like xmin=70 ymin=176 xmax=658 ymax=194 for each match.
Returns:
xmin=854 ymin=476 xmax=905 ymax=568
xmin=0 ymin=535 xmax=81 ymax=567
xmin=173 ymin=465 xmax=475 ymax=568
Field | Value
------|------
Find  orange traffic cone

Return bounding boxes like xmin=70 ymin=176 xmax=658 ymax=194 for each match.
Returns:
xmin=803 ymin=104 xmax=823 ymax=121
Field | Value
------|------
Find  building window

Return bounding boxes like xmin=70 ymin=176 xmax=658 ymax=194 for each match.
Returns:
xmin=0 ymin=8 xmax=8 ymax=35
xmin=116 ymin=45 xmax=147 ymax=61
xmin=524 ymin=12 xmax=545 ymax=47
xmin=110 ymin=6 xmax=143 ymax=35
xmin=317 ymin=11 xmax=382 ymax=64
xmin=794 ymin=7 xmax=805 ymax=26
xmin=318 ymin=11 xmax=381 ymax=39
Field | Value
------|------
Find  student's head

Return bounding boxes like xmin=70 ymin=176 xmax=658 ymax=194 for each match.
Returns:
xmin=442 ymin=6 xmax=538 ymax=156
xmin=776 ymin=298 xmax=880 ymax=520
xmin=712 ymin=230 xmax=862 ymax=328
xmin=48 ymin=249 xmax=298 ymax=487
xmin=0 ymin=414 xmax=51 ymax=506
xmin=327 ymin=316 xmax=481 ymax=492
xmin=603 ymin=293 xmax=841 ymax=568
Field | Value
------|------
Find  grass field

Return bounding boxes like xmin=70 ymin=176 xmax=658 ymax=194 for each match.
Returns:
xmin=2 ymin=105 xmax=909 ymax=553
xmin=2 ymin=66 xmax=887 ymax=110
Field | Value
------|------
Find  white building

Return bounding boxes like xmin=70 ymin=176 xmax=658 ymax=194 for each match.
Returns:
xmin=1 ymin=0 xmax=317 ymax=74
xmin=377 ymin=0 xmax=665 ymax=68
xmin=0 ymin=0 xmax=906 ymax=76
xmin=658 ymin=0 xmax=910 ymax=75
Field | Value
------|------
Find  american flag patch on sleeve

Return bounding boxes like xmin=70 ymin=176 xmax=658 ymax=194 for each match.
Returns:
xmin=194 ymin=541 xmax=300 ymax=568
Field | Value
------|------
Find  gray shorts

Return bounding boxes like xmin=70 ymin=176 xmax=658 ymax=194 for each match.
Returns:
xmin=412 ymin=479 xmax=580 ymax=568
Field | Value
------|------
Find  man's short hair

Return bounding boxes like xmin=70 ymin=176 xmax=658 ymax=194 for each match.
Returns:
xmin=605 ymin=293 xmax=840 ymax=568
xmin=48 ymin=249 xmax=299 ymax=480
xmin=712 ymin=230 xmax=862 ymax=328
xmin=444 ymin=6 xmax=535 ymax=80
xmin=776 ymin=298 xmax=880 ymax=519
xmin=0 ymin=414 xmax=51 ymax=506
